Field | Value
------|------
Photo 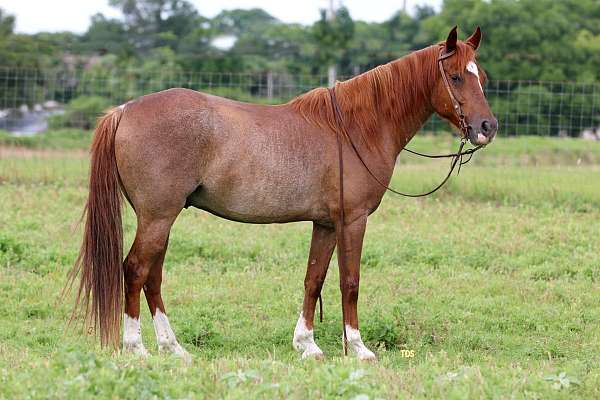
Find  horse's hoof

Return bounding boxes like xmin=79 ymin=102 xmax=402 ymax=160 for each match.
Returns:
xmin=358 ymin=352 xmax=377 ymax=362
xmin=179 ymin=351 xmax=193 ymax=366
xmin=158 ymin=342 xmax=192 ymax=365
xmin=123 ymin=343 xmax=150 ymax=358
xmin=302 ymin=349 xmax=325 ymax=360
xmin=352 ymin=347 xmax=377 ymax=362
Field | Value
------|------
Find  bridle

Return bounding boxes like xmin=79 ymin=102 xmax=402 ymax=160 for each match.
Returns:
xmin=437 ymin=46 xmax=470 ymax=140
xmin=326 ymin=45 xmax=486 ymax=356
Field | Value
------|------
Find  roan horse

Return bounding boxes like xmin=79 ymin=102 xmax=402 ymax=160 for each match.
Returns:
xmin=69 ymin=26 xmax=497 ymax=361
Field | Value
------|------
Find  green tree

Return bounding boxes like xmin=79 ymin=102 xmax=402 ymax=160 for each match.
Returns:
xmin=418 ymin=0 xmax=600 ymax=82
xmin=0 ymin=8 xmax=68 ymax=107
xmin=109 ymin=0 xmax=199 ymax=53
xmin=346 ymin=21 xmax=388 ymax=72
xmin=347 ymin=6 xmax=434 ymax=72
xmin=0 ymin=8 xmax=15 ymax=36
xmin=211 ymin=8 xmax=277 ymax=36
xmin=312 ymin=6 xmax=355 ymax=75
xmin=80 ymin=14 xmax=131 ymax=57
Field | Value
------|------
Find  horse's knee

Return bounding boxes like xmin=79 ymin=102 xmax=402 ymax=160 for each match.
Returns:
xmin=125 ymin=236 xmax=167 ymax=286
xmin=343 ymin=276 xmax=359 ymax=301
xmin=304 ymin=276 xmax=325 ymax=298
xmin=124 ymin=258 xmax=150 ymax=288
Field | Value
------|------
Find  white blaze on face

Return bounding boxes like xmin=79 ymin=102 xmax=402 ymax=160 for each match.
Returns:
xmin=293 ymin=312 xmax=324 ymax=359
xmin=466 ymin=61 xmax=483 ymax=93
xmin=345 ymin=325 xmax=376 ymax=361
xmin=153 ymin=310 xmax=192 ymax=364
xmin=123 ymin=314 xmax=149 ymax=356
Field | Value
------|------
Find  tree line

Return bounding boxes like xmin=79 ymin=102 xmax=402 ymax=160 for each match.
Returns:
xmin=0 ymin=0 xmax=599 ymax=135
xmin=2 ymin=0 xmax=599 ymax=80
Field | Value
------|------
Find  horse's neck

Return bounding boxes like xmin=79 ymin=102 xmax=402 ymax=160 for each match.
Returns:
xmin=370 ymin=109 xmax=432 ymax=172
xmin=346 ymin=88 xmax=434 ymax=172
xmin=338 ymin=49 xmax=437 ymax=163
xmin=383 ymin=104 xmax=434 ymax=159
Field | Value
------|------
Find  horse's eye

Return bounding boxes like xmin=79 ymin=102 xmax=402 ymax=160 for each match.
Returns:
xmin=451 ymin=74 xmax=462 ymax=83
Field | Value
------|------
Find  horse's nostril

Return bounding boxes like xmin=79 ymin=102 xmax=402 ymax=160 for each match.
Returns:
xmin=481 ymin=120 xmax=491 ymax=133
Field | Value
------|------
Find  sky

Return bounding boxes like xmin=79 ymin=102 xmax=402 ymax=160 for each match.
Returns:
xmin=1 ymin=0 xmax=442 ymax=34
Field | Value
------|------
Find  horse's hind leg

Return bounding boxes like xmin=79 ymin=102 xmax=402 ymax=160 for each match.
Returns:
xmin=293 ymin=223 xmax=336 ymax=359
xmin=143 ymin=233 xmax=191 ymax=363
xmin=122 ymin=212 xmax=190 ymax=362
xmin=122 ymin=216 xmax=170 ymax=356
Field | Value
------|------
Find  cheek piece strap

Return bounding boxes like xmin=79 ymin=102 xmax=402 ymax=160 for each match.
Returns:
xmin=437 ymin=46 xmax=470 ymax=140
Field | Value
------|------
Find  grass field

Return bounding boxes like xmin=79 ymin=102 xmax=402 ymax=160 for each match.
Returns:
xmin=1 ymin=132 xmax=599 ymax=399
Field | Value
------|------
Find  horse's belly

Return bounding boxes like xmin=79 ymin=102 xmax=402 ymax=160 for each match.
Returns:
xmin=187 ymin=178 xmax=327 ymax=224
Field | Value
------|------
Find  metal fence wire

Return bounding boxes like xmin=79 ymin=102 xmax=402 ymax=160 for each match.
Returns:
xmin=0 ymin=67 xmax=598 ymax=137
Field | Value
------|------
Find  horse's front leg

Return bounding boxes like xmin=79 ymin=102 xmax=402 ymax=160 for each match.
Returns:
xmin=337 ymin=214 xmax=376 ymax=361
xmin=293 ymin=223 xmax=336 ymax=359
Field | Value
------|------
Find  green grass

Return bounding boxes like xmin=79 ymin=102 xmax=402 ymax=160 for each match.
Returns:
xmin=0 ymin=129 xmax=92 ymax=150
xmin=402 ymin=134 xmax=600 ymax=165
xmin=1 ymin=134 xmax=600 ymax=398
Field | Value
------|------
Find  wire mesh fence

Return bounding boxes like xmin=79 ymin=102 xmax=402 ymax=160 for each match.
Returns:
xmin=0 ymin=67 xmax=599 ymax=138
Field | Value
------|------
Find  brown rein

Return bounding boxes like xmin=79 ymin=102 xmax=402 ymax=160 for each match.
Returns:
xmin=329 ymin=86 xmax=483 ymax=198
xmin=328 ymin=46 xmax=485 ymax=199
xmin=327 ymin=46 xmax=485 ymax=356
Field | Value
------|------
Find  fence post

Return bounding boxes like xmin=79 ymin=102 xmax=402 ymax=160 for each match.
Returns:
xmin=328 ymin=65 xmax=337 ymax=88
xmin=591 ymin=82 xmax=598 ymax=135
xmin=267 ymin=71 xmax=274 ymax=101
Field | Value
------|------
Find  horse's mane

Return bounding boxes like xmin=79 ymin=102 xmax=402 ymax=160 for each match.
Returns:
xmin=289 ymin=42 xmax=476 ymax=146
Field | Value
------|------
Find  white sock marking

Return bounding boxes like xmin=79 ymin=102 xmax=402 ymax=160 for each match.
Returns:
xmin=123 ymin=314 xmax=149 ymax=356
xmin=345 ymin=325 xmax=376 ymax=361
xmin=293 ymin=313 xmax=324 ymax=359
xmin=466 ymin=61 xmax=484 ymax=92
xmin=153 ymin=310 xmax=191 ymax=363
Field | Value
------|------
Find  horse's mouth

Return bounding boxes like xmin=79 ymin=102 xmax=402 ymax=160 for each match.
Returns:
xmin=439 ymin=114 xmax=496 ymax=146
xmin=468 ymin=127 xmax=494 ymax=146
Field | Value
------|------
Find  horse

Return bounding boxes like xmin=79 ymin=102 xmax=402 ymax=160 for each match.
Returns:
xmin=68 ymin=26 xmax=497 ymax=362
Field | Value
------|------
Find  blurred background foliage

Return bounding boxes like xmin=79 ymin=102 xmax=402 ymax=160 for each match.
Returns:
xmin=0 ymin=0 xmax=599 ymax=134
xmin=2 ymin=0 xmax=599 ymax=80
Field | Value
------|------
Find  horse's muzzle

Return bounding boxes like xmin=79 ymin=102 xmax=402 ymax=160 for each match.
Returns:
xmin=468 ymin=117 xmax=498 ymax=145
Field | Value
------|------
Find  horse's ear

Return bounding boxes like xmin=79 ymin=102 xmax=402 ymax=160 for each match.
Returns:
xmin=445 ymin=26 xmax=458 ymax=54
xmin=466 ymin=26 xmax=482 ymax=50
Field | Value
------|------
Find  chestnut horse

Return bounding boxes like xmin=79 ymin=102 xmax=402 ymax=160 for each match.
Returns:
xmin=69 ymin=26 xmax=497 ymax=361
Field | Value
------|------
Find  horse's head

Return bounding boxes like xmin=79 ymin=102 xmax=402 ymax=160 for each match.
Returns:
xmin=431 ymin=26 xmax=497 ymax=146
